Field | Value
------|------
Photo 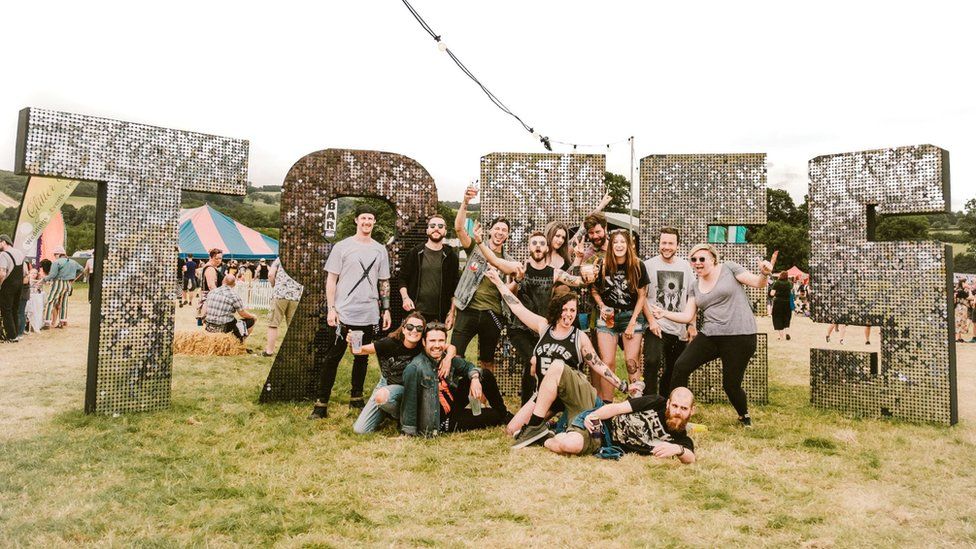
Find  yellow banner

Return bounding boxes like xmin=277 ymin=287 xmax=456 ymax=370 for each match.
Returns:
xmin=13 ymin=176 xmax=80 ymax=256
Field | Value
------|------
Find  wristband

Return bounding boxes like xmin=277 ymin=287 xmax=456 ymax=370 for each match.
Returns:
xmin=677 ymin=446 xmax=686 ymax=457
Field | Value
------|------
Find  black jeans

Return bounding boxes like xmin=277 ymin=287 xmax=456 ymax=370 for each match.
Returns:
xmin=444 ymin=369 xmax=510 ymax=432
xmin=643 ymin=331 xmax=687 ymax=397
xmin=509 ymin=328 xmax=539 ymax=405
xmin=451 ymin=308 xmax=503 ymax=362
xmin=1 ymin=285 xmax=23 ymax=340
xmin=671 ymin=333 xmax=757 ymax=416
xmin=317 ymin=323 xmax=377 ymax=403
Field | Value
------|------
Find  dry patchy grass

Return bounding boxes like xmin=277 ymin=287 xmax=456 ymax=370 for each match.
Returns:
xmin=1 ymin=293 xmax=976 ymax=546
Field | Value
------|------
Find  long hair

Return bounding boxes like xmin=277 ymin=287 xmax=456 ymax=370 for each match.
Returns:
xmin=544 ymin=221 xmax=571 ymax=266
xmin=600 ymin=230 xmax=642 ymax=297
xmin=388 ymin=311 xmax=426 ymax=342
xmin=546 ymin=291 xmax=579 ymax=326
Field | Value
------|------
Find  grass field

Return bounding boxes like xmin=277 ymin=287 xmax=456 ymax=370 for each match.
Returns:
xmin=1 ymin=292 xmax=975 ymax=546
xmin=64 ymin=196 xmax=97 ymax=209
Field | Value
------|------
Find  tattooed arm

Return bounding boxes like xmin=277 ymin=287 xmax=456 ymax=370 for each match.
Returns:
xmin=553 ymin=268 xmax=584 ymax=288
xmin=579 ymin=333 xmax=628 ymax=393
xmin=484 ymin=267 xmax=548 ymax=335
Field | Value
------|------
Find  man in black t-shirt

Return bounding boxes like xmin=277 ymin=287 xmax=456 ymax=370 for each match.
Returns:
xmin=523 ymin=359 xmax=697 ymax=462
xmin=399 ymin=214 xmax=460 ymax=324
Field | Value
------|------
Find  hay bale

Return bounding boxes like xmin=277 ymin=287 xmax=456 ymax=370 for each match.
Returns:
xmin=173 ymin=330 xmax=246 ymax=356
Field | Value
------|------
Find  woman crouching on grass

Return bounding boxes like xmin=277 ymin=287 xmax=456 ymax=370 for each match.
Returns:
xmin=350 ymin=312 xmax=455 ymax=434
xmin=652 ymin=244 xmax=776 ymax=427
xmin=483 ymin=267 xmax=642 ymax=448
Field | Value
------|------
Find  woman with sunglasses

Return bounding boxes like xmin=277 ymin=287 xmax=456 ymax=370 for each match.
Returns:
xmin=652 ymin=244 xmax=776 ymax=427
xmin=352 ymin=312 xmax=455 ymax=434
xmin=591 ymin=230 xmax=650 ymax=402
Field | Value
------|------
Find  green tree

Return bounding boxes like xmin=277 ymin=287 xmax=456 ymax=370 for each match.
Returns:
xmin=749 ymin=220 xmax=810 ymax=271
xmin=959 ymin=198 xmax=976 ymax=254
xmin=954 ymin=253 xmax=976 ymax=273
xmin=767 ymin=189 xmax=804 ymax=226
xmin=603 ymin=172 xmax=632 ymax=213
xmin=874 ymin=215 xmax=930 ymax=241
xmin=335 ymin=197 xmax=396 ymax=244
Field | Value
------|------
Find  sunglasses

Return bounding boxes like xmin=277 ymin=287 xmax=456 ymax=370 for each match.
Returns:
xmin=428 ymin=223 xmax=445 ymax=229
xmin=403 ymin=324 xmax=425 ymax=332
xmin=690 ymin=256 xmax=709 ymax=263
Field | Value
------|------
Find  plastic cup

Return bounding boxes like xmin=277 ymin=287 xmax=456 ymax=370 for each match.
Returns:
xmin=469 ymin=395 xmax=482 ymax=416
xmin=349 ymin=330 xmax=364 ymax=353
xmin=603 ymin=307 xmax=615 ymax=329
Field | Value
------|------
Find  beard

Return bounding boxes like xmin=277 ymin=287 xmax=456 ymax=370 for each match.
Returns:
xmin=428 ymin=232 xmax=444 ymax=243
xmin=660 ymin=249 xmax=675 ymax=259
xmin=590 ymin=236 xmax=606 ymax=249
xmin=665 ymin=411 xmax=689 ymax=432
xmin=530 ymin=249 xmax=546 ymax=261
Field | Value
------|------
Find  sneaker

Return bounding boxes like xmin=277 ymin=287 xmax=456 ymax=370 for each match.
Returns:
xmin=785 ymin=334 xmax=791 ymax=340
xmin=307 ymin=403 xmax=328 ymax=420
xmin=738 ymin=414 xmax=753 ymax=428
xmin=511 ymin=422 xmax=553 ymax=449
xmin=865 ymin=340 xmax=871 ymax=345
xmin=260 ymin=351 xmax=275 ymax=357
xmin=349 ymin=397 xmax=366 ymax=409
xmin=970 ymin=338 xmax=976 ymax=343
xmin=839 ymin=339 xmax=845 ymax=345
xmin=825 ymin=335 xmax=830 ymax=342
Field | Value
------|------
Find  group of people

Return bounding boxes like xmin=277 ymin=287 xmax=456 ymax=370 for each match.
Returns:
xmin=766 ymin=273 xmax=810 ymax=341
xmin=0 ymin=234 xmax=90 ymax=342
xmin=955 ymin=279 xmax=976 ymax=343
xmin=183 ymin=247 xmax=303 ymax=356
xmin=304 ymin=187 xmax=778 ymax=463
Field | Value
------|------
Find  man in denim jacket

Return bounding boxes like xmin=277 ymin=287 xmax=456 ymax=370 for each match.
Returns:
xmin=400 ymin=322 xmax=511 ymax=437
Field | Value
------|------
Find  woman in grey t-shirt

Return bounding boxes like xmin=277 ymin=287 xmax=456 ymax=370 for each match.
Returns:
xmin=652 ymin=244 xmax=776 ymax=427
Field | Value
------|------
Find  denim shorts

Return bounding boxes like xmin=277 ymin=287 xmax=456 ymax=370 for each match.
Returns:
xmin=595 ymin=309 xmax=646 ymax=335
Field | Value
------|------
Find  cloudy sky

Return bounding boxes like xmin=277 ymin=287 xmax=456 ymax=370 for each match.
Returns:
xmin=1 ymin=1 xmax=973 ymax=209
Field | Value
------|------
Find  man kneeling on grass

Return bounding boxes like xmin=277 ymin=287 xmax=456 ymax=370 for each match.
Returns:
xmin=515 ymin=358 xmax=697 ymax=463
xmin=400 ymin=322 xmax=513 ymax=437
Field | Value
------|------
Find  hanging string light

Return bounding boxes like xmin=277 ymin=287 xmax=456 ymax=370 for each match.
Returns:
xmin=401 ymin=0 xmax=631 ymax=153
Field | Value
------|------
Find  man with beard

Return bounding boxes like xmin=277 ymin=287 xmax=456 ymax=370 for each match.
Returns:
xmin=308 ymin=204 xmax=393 ymax=419
xmin=451 ymin=185 xmax=513 ymax=372
xmin=573 ymin=212 xmax=610 ymax=334
xmin=524 ymin=356 xmax=697 ymax=463
xmin=475 ymin=230 xmax=590 ymax=404
xmin=399 ymin=214 xmax=459 ymax=325
xmin=642 ymin=227 xmax=697 ymax=396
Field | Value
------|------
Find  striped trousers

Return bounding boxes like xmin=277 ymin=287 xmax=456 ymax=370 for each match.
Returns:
xmin=45 ymin=279 xmax=71 ymax=324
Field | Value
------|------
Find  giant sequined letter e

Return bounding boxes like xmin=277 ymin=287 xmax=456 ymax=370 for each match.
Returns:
xmin=14 ymin=108 xmax=248 ymax=415
xmin=808 ymin=145 xmax=955 ymax=425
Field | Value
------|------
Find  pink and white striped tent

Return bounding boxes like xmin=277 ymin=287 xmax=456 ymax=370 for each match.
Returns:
xmin=178 ymin=204 xmax=278 ymax=260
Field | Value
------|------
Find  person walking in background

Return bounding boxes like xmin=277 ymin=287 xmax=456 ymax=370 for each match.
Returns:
xmin=262 ymin=257 xmax=303 ymax=357
xmin=399 ymin=214 xmax=460 ymax=326
xmin=955 ymin=280 xmax=971 ymax=343
xmin=653 ymin=245 xmax=776 ymax=427
xmin=771 ymin=271 xmax=793 ymax=340
xmin=197 ymin=248 xmax=225 ymax=326
xmin=308 ymin=204 xmax=392 ymax=419
xmin=42 ymin=246 xmax=83 ymax=329
xmin=0 ymin=234 xmax=26 ymax=342
xmin=181 ymin=255 xmax=198 ymax=307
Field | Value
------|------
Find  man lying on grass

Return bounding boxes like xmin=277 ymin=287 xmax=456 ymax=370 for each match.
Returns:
xmin=513 ymin=358 xmax=697 ymax=463
xmin=399 ymin=322 xmax=513 ymax=437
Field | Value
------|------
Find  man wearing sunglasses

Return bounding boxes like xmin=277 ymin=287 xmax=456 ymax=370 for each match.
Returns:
xmin=398 ymin=214 xmax=460 ymax=326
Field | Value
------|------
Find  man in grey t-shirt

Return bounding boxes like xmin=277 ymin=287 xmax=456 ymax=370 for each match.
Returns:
xmin=309 ymin=204 xmax=392 ymax=420
xmin=641 ymin=228 xmax=697 ymax=396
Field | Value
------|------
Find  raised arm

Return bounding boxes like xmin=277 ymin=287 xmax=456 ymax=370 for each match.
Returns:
xmin=735 ymin=251 xmax=777 ymax=289
xmin=484 ymin=267 xmax=547 ymax=335
xmin=454 ymin=187 xmax=476 ymax=250
xmin=472 ymin=222 xmax=522 ymax=275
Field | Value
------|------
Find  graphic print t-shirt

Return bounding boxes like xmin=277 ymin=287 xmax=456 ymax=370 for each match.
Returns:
xmin=644 ymin=256 xmax=695 ymax=339
xmin=325 ymin=237 xmax=391 ymax=325
xmin=598 ymin=261 xmax=650 ymax=311
xmin=608 ymin=395 xmax=695 ymax=455
xmin=372 ymin=337 xmax=422 ymax=385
